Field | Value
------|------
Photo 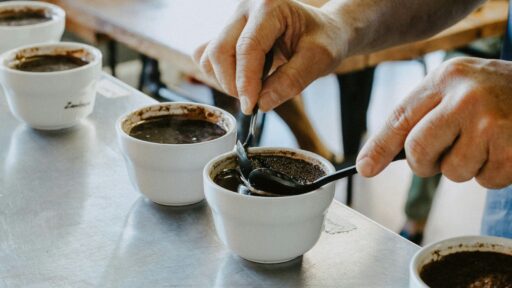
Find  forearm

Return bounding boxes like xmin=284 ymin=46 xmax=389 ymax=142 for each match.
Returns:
xmin=322 ymin=0 xmax=485 ymax=57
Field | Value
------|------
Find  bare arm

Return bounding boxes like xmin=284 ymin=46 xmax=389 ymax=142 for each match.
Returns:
xmin=324 ymin=0 xmax=485 ymax=57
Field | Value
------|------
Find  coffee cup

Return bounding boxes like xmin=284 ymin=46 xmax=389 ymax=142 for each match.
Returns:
xmin=203 ymin=147 xmax=336 ymax=263
xmin=0 ymin=1 xmax=65 ymax=53
xmin=0 ymin=42 xmax=102 ymax=130
xmin=117 ymin=102 xmax=237 ymax=206
xmin=409 ymin=235 xmax=512 ymax=287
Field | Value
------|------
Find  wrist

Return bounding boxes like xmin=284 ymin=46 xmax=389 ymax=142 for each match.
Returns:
xmin=319 ymin=2 xmax=357 ymax=58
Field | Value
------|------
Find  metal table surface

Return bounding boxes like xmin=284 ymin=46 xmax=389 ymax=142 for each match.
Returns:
xmin=0 ymin=74 xmax=419 ymax=287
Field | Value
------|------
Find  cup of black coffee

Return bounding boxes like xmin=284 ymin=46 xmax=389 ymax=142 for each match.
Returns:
xmin=0 ymin=42 xmax=102 ymax=130
xmin=117 ymin=102 xmax=237 ymax=206
xmin=203 ymin=147 xmax=336 ymax=263
xmin=410 ymin=235 xmax=512 ymax=287
xmin=0 ymin=1 xmax=65 ymax=53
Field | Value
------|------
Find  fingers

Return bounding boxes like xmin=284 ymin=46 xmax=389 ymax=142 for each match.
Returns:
xmin=439 ymin=130 xmax=487 ymax=183
xmin=258 ymin=43 xmax=332 ymax=111
xmin=475 ymin=129 xmax=512 ymax=189
xmin=404 ymin=104 xmax=461 ymax=177
xmin=477 ymin=155 xmax=512 ymax=189
xmin=194 ymin=42 xmax=214 ymax=77
xmin=356 ymin=81 xmax=443 ymax=177
xmin=208 ymin=17 xmax=247 ymax=96
xmin=193 ymin=43 xmax=207 ymax=65
xmin=193 ymin=16 xmax=247 ymax=97
xmin=236 ymin=11 xmax=284 ymax=114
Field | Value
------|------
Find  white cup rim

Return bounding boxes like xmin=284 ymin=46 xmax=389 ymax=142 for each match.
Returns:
xmin=116 ymin=102 xmax=238 ymax=148
xmin=0 ymin=1 xmax=65 ymax=31
xmin=409 ymin=235 xmax=512 ymax=287
xmin=0 ymin=41 xmax=102 ymax=76
xmin=203 ymin=146 xmax=336 ymax=201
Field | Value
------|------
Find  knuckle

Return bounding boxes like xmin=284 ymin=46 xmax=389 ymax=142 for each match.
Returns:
xmin=440 ymin=160 xmax=472 ymax=182
xmin=236 ymin=36 xmax=262 ymax=56
xmin=405 ymin=137 xmax=434 ymax=176
xmin=209 ymin=42 xmax=230 ymax=60
xmin=476 ymin=114 xmax=500 ymax=137
xmin=387 ymin=105 xmax=413 ymax=136
xmin=199 ymin=57 xmax=213 ymax=75
xmin=193 ymin=48 xmax=204 ymax=64
xmin=439 ymin=57 xmax=473 ymax=78
xmin=405 ymin=137 xmax=429 ymax=160
xmin=452 ymin=88 xmax=481 ymax=112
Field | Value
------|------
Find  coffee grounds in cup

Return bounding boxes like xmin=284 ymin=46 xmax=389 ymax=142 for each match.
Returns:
xmin=419 ymin=250 xmax=512 ymax=288
xmin=214 ymin=155 xmax=326 ymax=196
xmin=13 ymin=54 xmax=89 ymax=72
xmin=0 ymin=8 xmax=52 ymax=26
xmin=129 ymin=115 xmax=227 ymax=144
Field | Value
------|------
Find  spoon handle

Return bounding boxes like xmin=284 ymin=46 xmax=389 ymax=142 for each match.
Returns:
xmin=243 ymin=106 xmax=259 ymax=147
xmin=309 ymin=149 xmax=407 ymax=191
xmin=242 ymin=50 xmax=274 ymax=147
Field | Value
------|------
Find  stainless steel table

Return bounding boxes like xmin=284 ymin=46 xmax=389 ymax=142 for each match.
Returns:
xmin=0 ymin=74 xmax=419 ymax=287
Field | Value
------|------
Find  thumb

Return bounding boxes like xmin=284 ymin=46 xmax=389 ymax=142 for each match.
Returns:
xmin=258 ymin=44 xmax=331 ymax=111
xmin=356 ymin=83 xmax=442 ymax=177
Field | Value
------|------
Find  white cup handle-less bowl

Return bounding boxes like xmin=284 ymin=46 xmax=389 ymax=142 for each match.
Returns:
xmin=409 ymin=235 xmax=512 ymax=288
xmin=0 ymin=1 xmax=65 ymax=54
xmin=117 ymin=102 xmax=237 ymax=206
xmin=204 ymin=147 xmax=336 ymax=263
xmin=0 ymin=42 xmax=102 ymax=130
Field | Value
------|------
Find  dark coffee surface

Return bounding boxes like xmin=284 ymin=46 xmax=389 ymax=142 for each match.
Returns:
xmin=14 ymin=55 xmax=89 ymax=72
xmin=0 ymin=8 xmax=52 ymax=26
xmin=129 ymin=115 xmax=226 ymax=144
xmin=214 ymin=155 xmax=326 ymax=196
xmin=420 ymin=251 xmax=512 ymax=288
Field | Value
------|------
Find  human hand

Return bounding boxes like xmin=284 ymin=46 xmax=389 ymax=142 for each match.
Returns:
xmin=356 ymin=57 xmax=512 ymax=189
xmin=193 ymin=0 xmax=348 ymax=114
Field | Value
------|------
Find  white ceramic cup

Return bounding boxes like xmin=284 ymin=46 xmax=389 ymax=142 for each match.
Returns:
xmin=0 ymin=42 xmax=102 ymax=130
xmin=117 ymin=102 xmax=237 ymax=206
xmin=409 ymin=235 xmax=512 ymax=288
xmin=0 ymin=1 xmax=65 ymax=53
xmin=203 ymin=147 xmax=336 ymax=263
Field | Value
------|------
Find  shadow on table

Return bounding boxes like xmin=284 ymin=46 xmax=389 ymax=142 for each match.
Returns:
xmin=98 ymin=197 xmax=222 ymax=286
xmin=97 ymin=196 xmax=310 ymax=287
xmin=213 ymin=253 xmax=306 ymax=287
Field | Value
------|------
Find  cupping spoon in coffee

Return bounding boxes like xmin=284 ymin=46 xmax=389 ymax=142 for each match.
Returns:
xmin=235 ymin=51 xmax=274 ymax=179
xmin=248 ymin=150 xmax=407 ymax=196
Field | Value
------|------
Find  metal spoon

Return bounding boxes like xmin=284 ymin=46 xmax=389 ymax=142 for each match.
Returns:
xmin=237 ymin=169 xmax=279 ymax=197
xmin=235 ymin=51 xmax=274 ymax=180
xmin=235 ymin=106 xmax=260 ymax=179
xmin=248 ymin=150 xmax=407 ymax=196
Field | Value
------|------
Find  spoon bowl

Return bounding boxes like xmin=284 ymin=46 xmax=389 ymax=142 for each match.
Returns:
xmin=248 ymin=150 xmax=407 ymax=196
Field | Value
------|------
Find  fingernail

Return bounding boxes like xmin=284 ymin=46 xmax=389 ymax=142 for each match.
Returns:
xmin=240 ymin=96 xmax=250 ymax=114
xmin=356 ymin=157 xmax=375 ymax=176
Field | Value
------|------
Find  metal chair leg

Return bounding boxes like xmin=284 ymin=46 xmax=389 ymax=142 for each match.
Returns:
xmin=108 ymin=40 xmax=117 ymax=77
xmin=336 ymin=67 xmax=376 ymax=206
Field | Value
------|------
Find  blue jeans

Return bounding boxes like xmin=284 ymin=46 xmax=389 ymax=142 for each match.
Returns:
xmin=481 ymin=186 xmax=512 ymax=238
